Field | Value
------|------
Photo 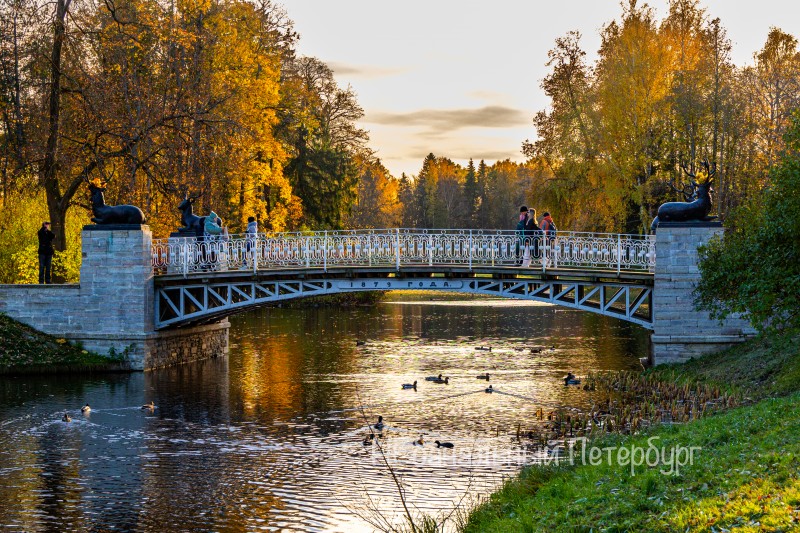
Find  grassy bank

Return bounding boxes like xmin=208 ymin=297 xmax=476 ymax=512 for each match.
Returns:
xmin=464 ymin=336 xmax=800 ymax=532
xmin=0 ymin=313 xmax=127 ymax=374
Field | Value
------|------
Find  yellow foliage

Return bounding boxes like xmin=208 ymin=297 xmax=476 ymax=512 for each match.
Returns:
xmin=1 ymin=193 xmax=87 ymax=284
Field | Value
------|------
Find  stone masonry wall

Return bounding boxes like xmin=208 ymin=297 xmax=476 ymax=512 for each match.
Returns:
xmin=652 ymin=222 xmax=755 ymax=365
xmin=0 ymin=226 xmax=228 ymax=370
xmin=145 ymin=321 xmax=230 ymax=369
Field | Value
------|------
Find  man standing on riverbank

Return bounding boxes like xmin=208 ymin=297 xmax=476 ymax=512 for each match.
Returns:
xmin=37 ymin=221 xmax=55 ymax=284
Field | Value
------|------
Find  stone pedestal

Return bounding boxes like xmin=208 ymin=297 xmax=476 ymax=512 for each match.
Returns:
xmin=78 ymin=226 xmax=228 ymax=369
xmin=651 ymin=222 xmax=755 ymax=365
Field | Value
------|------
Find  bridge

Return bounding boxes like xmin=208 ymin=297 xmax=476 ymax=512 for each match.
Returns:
xmin=0 ymin=223 xmax=754 ymax=370
xmin=150 ymin=229 xmax=656 ymax=330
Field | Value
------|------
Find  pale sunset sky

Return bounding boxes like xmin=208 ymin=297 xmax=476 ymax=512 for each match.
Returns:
xmin=278 ymin=0 xmax=800 ymax=177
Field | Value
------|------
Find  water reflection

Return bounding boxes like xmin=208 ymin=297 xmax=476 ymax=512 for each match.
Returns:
xmin=0 ymin=295 xmax=648 ymax=531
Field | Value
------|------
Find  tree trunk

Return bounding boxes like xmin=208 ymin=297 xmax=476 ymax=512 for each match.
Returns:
xmin=41 ymin=0 xmax=71 ymax=251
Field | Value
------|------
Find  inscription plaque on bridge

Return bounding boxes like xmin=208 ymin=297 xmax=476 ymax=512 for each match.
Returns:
xmin=336 ymin=280 xmax=464 ymax=290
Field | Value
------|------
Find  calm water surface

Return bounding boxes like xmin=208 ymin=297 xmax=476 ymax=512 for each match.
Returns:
xmin=0 ymin=294 xmax=648 ymax=531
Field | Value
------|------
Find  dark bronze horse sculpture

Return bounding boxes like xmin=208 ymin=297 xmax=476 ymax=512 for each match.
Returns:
xmin=88 ymin=181 xmax=146 ymax=225
xmin=651 ymin=160 xmax=716 ymax=232
xmin=177 ymin=192 xmax=206 ymax=236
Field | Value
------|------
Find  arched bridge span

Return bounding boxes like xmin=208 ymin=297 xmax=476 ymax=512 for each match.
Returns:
xmin=152 ymin=229 xmax=655 ymax=330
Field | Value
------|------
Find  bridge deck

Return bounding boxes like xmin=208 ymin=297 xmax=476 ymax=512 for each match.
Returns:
xmin=154 ymin=264 xmax=654 ymax=287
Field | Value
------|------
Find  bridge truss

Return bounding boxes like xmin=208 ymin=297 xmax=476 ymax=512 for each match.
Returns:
xmin=155 ymin=276 xmax=653 ymax=330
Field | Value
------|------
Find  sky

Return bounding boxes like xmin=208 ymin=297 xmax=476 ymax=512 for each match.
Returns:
xmin=277 ymin=0 xmax=800 ymax=178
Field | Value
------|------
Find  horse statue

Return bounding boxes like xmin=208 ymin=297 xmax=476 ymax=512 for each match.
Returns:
xmin=87 ymin=179 xmax=146 ymax=225
xmin=177 ymin=191 xmax=206 ymax=237
xmin=651 ymin=159 xmax=716 ymax=232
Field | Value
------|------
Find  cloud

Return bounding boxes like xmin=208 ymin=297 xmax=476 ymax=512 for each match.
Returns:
xmin=364 ymin=106 xmax=528 ymax=133
xmin=403 ymin=146 xmax=521 ymax=161
xmin=327 ymin=61 xmax=407 ymax=79
xmin=467 ymin=90 xmax=513 ymax=103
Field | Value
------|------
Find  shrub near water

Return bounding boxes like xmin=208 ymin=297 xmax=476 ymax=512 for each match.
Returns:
xmin=695 ymin=113 xmax=800 ymax=337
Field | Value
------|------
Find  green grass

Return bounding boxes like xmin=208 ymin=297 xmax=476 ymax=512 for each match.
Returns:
xmin=647 ymin=334 xmax=800 ymax=400
xmin=463 ymin=335 xmax=800 ymax=532
xmin=0 ymin=313 xmax=125 ymax=373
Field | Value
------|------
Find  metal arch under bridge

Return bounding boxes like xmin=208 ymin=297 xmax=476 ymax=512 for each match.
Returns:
xmin=154 ymin=268 xmax=653 ymax=330
xmin=152 ymin=229 xmax=655 ymax=330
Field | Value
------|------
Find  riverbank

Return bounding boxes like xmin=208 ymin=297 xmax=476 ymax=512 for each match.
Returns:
xmin=463 ymin=334 xmax=800 ymax=532
xmin=0 ymin=313 xmax=129 ymax=374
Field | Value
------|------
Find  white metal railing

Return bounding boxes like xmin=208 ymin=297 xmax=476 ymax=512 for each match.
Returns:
xmin=150 ymin=228 xmax=656 ymax=277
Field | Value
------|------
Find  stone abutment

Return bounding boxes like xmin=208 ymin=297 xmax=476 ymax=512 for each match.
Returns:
xmin=0 ymin=226 xmax=228 ymax=370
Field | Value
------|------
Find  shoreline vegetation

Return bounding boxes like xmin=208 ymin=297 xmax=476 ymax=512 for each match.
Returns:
xmin=0 ymin=313 xmax=129 ymax=375
xmin=462 ymin=334 xmax=800 ymax=532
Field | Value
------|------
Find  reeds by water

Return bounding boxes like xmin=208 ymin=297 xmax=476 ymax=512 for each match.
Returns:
xmin=515 ymin=371 xmax=740 ymax=450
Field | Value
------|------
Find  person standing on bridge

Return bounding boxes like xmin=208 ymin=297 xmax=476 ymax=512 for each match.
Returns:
xmin=540 ymin=211 xmax=557 ymax=266
xmin=204 ymin=212 xmax=224 ymax=269
xmin=525 ymin=208 xmax=540 ymax=267
xmin=516 ymin=206 xmax=528 ymax=266
xmin=37 ymin=221 xmax=55 ymax=284
xmin=244 ymin=216 xmax=258 ymax=269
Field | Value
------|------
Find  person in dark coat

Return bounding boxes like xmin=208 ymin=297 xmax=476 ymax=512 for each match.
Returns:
xmin=37 ymin=221 xmax=55 ymax=284
xmin=525 ymin=208 xmax=541 ymax=264
xmin=515 ymin=206 xmax=528 ymax=265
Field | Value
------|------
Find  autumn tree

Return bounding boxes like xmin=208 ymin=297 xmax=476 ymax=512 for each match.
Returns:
xmin=0 ymin=0 xmax=307 ymax=250
xmin=347 ymin=158 xmax=400 ymax=228
xmin=740 ymin=28 xmax=800 ymax=171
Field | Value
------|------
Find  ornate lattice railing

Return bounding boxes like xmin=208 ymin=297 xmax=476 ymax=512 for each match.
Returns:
xmin=151 ymin=229 xmax=656 ymax=276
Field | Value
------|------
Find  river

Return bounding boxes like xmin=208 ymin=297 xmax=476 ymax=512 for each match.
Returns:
xmin=0 ymin=293 xmax=648 ymax=532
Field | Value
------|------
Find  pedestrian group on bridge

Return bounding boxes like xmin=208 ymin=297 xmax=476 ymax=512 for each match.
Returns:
xmin=516 ymin=206 xmax=557 ymax=268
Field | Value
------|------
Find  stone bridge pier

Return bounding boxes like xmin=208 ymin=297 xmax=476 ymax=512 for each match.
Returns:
xmin=0 ymin=226 xmax=228 ymax=370
xmin=650 ymin=222 xmax=755 ymax=365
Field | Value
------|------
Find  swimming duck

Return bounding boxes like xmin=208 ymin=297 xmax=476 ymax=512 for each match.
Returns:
xmin=81 ymin=404 xmax=91 ymax=414
xmin=61 ymin=412 xmax=71 ymax=423
xmin=476 ymin=373 xmax=490 ymax=380
xmin=530 ymin=347 xmax=542 ymax=354
xmin=564 ymin=372 xmax=581 ymax=386
xmin=435 ymin=440 xmax=454 ymax=449
xmin=433 ymin=376 xmax=449 ymax=384
xmin=425 ymin=374 xmax=443 ymax=381
xmin=474 ymin=346 xmax=492 ymax=352
xmin=401 ymin=381 xmax=417 ymax=390
xmin=141 ymin=401 xmax=155 ymax=410
xmin=362 ymin=434 xmax=374 ymax=446
xmin=485 ymin=385 xmax=494 ymax=393
xmin=373 ymin=416 xmax=385 ymax=430
xmin=356 ymin=340 xmax=366 ymax=346
xmin=414 ymin=434 xmax=424 ymax=446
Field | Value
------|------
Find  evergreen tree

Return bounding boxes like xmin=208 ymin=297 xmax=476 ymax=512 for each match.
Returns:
xmin=464 ymin=158 xmax=478 ymax=227
xmin=398 ymin=173 xmax=416 ymax=227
